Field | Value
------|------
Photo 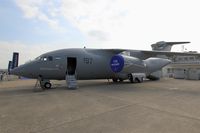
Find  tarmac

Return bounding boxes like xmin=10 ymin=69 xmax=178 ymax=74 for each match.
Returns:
xmin=1 ymin=78 xmax=200 ymax=133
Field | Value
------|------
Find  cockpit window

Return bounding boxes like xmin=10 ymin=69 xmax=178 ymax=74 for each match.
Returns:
xmin=48 ymin=56 xmax=53 ymax=61
xmin=35 ymin=56 xmax=53 ymax=61
xmin=35 ymin=56 xmax=41 ymax=61
xmin=43 ymin=57 xmax=48 ymax=61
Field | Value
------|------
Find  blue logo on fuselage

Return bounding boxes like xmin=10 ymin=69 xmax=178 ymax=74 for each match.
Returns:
xmin=110 ymin=55 xmax=124 ymax=73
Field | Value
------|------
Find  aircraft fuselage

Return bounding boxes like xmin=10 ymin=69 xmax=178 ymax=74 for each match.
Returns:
xmin=11 ymin=48 xmax=171 ymax=81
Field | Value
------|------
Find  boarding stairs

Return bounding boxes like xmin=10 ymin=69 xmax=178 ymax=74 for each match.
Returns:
xmin=66 ymin=73 xmax=78 ymax=89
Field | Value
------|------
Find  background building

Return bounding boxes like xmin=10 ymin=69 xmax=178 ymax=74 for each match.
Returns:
xmin=151 ymin=41 xmax=200 ymax=80
xmin=164 ymin=54 xmax=200 ymax=80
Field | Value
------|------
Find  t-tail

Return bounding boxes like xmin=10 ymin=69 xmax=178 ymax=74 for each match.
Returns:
xmin=151 ymin=41 xmax=190 ymax=51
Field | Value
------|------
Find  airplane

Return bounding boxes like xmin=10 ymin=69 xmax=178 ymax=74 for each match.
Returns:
xmin=10 ymin=46 xmax=200 ymax=90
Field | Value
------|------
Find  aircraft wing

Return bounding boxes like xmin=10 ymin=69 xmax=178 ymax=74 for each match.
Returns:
xmin=88 ymin=48 xmax=200 ymax=59
xmin=105 ymin=49 xmax=200 ymax=59
xmin=88 ymin=49 xmax=125 ymax=55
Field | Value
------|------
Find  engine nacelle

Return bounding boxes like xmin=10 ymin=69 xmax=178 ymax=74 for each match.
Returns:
xmin=144 ymin=57 xmax=171 ymax=75
xmin=110 ymin=55 xmax=171 ymax=80
xmin=110 ymin=54 xmax=145 ymax=74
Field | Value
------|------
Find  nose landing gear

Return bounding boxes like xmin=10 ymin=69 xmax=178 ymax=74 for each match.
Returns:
xmin=34 ymin=76 xmax=52 ymax=92
xmin=40 ymin=79 xmax=52 ymax=89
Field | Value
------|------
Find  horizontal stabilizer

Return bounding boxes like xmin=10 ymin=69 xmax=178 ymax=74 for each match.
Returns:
xmin=151 ymin=41 xmax=190 ymax=51
xmin=162 ymin=42 xmax=190 ymax=45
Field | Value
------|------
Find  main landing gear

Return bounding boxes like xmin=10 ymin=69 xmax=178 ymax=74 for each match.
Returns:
xmin=128 ymin=73 xmax=144 ymax=83
xmin=112 ymin=78 xmax=124 ymax=83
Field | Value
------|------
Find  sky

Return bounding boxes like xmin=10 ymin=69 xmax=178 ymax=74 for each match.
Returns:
xmin=1 ymin=0 xmax=200 ymax=69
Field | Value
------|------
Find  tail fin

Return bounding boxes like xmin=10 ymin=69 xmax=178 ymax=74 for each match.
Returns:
xmin=151 ymin=41 xmax=190 ymax=51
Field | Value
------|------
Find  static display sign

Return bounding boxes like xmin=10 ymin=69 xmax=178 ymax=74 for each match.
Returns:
xmin=12 ymin=52 xmax=19 ymax=69
xmin=8 ymin=61 xmax=12 ymax=74
xmin=110 ymin=55 xmax=124 ymax=73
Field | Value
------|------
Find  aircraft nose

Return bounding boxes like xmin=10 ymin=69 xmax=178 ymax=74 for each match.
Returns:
xmin=10 ymin=66 xmax=23 ymax=76
xmin=10 ymin=64 xmax=29 ymax=76
xmin=10 ymin=62 xmax=37 ymax=78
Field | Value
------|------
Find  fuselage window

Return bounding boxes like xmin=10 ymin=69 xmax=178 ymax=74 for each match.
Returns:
xmin=55 ymin=57 xmax=61 ymax=60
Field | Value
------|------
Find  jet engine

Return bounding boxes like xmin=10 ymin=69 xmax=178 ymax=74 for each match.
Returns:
xmin=144 ymin=57 xmax=171 ymax=75
xmin=144 ymin=57 xmax=171 ymax=80
xmin=110 ymin=54 xmax=145 ymax=74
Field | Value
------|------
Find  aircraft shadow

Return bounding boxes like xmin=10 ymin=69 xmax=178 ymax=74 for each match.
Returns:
xmin=0 ymin=87 xmax=44 ymax=97
xmin=0 ymin=80 xmax=157 ymax=96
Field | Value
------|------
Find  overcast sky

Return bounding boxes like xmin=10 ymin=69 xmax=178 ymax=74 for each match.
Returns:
xmin=1 ymin=0 xmax=200 ymax=69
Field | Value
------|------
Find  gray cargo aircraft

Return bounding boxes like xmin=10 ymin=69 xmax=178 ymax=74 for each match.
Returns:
xmin=10 ymin=47 xmax=199 ymax=90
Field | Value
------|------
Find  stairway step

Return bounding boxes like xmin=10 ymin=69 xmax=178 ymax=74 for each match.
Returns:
xmin=66 ymin=74 xmax=78 ymax=88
